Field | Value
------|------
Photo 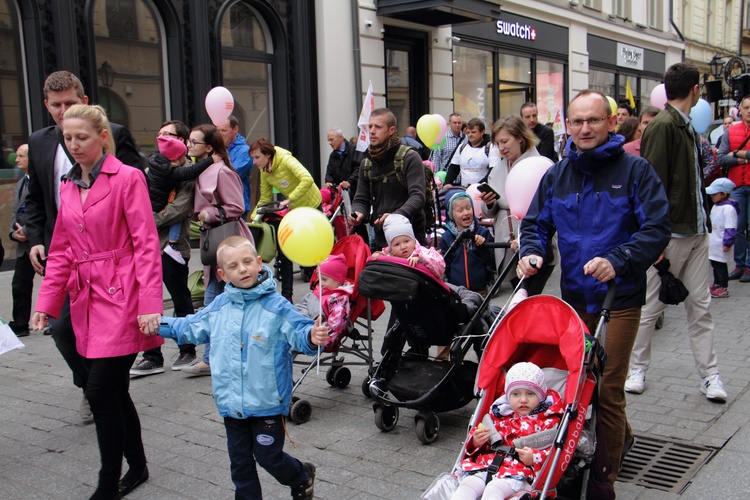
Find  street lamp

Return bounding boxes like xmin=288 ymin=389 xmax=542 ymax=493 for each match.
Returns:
xmin=97 ymin=61 xmax=115 ymax=116
xmin=98 ymin=60 xmax=115 ymax=88
xmin=709 ymin=54 xmax=724 ymax=80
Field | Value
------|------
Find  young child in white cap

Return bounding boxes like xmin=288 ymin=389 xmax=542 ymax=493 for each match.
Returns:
xmin=453 ymin=362 xmax=564 ymax=500
xmin=371 ymin=213 xmax=445 ymax=280
xmin=706 ymin=177 xmax=739 ymax=298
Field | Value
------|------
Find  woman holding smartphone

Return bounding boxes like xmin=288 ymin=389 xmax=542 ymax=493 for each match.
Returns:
xmin=480 ymin=116 xmax=553 ymax=294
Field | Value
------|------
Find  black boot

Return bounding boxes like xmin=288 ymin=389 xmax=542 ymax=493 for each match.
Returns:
xmin=291 ymin=462 xmax=315 ymax=499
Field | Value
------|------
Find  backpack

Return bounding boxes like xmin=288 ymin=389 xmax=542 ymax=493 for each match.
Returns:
xmin=362 ymin=145 xmax=439 ymax=231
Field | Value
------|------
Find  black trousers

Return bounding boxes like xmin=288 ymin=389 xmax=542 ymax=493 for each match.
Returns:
xmin=9 ymin=253 xmax=35 ymax=334
xmin=85 ymin=353 xmax=146 ymax=492
xmin=50 ymin=296 xmax=89 ymax=390
xmin=143 ymin=254 xmax=196 ymax=363
xmin=711 ymin=259 xmax=729 ymax=288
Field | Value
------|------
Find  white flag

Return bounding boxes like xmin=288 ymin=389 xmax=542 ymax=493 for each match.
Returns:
xmin=356 ymin=81 xmax=375 ymax=152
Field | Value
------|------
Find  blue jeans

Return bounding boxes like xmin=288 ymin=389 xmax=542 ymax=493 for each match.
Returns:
xmin=202 ymin=276 xmax=225 ymax=364
xmin=224 ymin=415 xmax=308 ymax=499
xmin=731 ymin=185 xmax=750 ymax=269
xmin=167 ymin=222 xmax=181 ymax=242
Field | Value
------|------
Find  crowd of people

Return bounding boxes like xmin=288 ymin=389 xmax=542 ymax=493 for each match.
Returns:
xmin=2 ymin=61 xmax=742 ymax=498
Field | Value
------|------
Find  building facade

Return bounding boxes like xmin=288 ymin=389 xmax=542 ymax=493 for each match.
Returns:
xmin=0 ymin=0 xmax=691 ymax=179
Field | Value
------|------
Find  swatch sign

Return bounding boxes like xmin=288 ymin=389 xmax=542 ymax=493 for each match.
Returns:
xmin=496 ymin=19 xmax=536 ymax=41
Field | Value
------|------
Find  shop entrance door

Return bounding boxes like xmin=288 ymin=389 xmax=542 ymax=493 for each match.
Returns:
xmin=499 ymin=84 xmax=532 ymax=117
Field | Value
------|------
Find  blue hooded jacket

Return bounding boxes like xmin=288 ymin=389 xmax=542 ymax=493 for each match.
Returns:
xmin=159 ymin=266 xmax=317 ymax=418
xmin=520 ymin=133 xmax=670 ymax=313
xmin=439 ymin=191 xmax=496 ymax=291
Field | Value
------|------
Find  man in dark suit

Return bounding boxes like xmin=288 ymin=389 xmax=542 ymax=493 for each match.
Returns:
xmin=520 ymin=102 xmax=559 ymax=162
xmin=25 ymin=71 xmax=142 ymax=422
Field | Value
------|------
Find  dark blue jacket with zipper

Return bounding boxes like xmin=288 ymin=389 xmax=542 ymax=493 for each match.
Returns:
xmin=520 ymin=133 xmax=670 ymax=314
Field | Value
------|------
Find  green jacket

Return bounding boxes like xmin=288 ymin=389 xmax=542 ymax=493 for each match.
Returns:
xmin=641 ymin=103 xmax=708 ymax=235
xmin=251 ymin=146 xmax=322 ymax=219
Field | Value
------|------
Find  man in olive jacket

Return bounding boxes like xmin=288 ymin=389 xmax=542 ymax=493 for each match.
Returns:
xmin=626 ymin=62 xmax=727 ymax=402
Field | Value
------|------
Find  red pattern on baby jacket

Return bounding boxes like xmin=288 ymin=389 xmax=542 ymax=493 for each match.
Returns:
xmin=460 ymin=389 xmax=564 ymax=482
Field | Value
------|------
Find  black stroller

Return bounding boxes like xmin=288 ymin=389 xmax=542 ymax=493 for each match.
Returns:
xmin=358 ymin=231 xmax=513 ymax=444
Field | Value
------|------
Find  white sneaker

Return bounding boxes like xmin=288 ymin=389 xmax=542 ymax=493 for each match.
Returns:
xmin=700 ymin=373 xmax=727 ymax=402
xmin=164 ymin=244 xmax=186 ymax=265
xmin=624 ymin=368 xmax=646 ymax=394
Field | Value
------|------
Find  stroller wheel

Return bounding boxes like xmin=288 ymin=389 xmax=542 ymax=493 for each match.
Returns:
xmin=333 ymin=367 xmax=351 ymax=389
xmin=290 ymin=399 xmax=312 ymax=425
xmin=301 ymin=267 xmax=314 ymax=282
xmin=325 ymin=367 xmax=336 ymax=386
xmin=415 ymin=412 xmax=440 ymax=445
xmin=373 ymin=404 xmax=399 ymax=432
xmin=361 ymin=376 xmax=372 ymax=398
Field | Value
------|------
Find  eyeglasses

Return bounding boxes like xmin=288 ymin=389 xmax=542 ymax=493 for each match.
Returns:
xmin=157 ymin=131 xmax=180 ymax=138
xmin=568 ymin=116 xmax=610 ymax=129
xmin=187 ymin=139 xmax=206 ymax=146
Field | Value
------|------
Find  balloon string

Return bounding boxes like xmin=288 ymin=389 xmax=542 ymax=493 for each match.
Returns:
xmin=317 ymin=264 xmax=322 ymax=374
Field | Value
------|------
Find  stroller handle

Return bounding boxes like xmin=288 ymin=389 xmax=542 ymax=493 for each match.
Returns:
xmin=442 ymin=229 xmax=511 ymax=261
xmin=601 ymin=280 xmax=616 ymax=315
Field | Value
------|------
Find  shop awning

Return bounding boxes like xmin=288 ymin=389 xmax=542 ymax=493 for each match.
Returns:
xmin=376 ymin=0 xmax=501 ymax=26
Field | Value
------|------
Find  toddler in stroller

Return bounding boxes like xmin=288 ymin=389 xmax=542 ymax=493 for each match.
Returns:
xmin=288 ymin=235 xmax=385 ymax=424
xmin=453 ymin=362 xmax=564 ymax=500
xmin=295 ymin=253 xmax=353 ymax=351
xmin=372 ymin=214 xmax=444 ymax=278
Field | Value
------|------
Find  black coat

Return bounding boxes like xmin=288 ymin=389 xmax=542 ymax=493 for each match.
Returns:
xmin=325 ymin=141 xmax=363 ymax=192
xmin=146 ymin=153 xmax=213 ymax=212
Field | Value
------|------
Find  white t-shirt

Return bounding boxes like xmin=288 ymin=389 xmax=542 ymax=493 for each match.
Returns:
xmin=708 ymin=202 xmax=737 ymax=263
xmin=450 ymin=142 xmax=490 ymax=186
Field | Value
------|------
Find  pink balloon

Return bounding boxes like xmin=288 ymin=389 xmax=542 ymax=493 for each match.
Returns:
xmin=433 ymin=114 xmax=448 ymax=145
xmin=650 ymin=84 xmax=667 ymax=109
xmin=465 ymin=184 xmax=487 ymax=217
xmin=504 ymin=156 xmax=554 ymax=220
xmin=731 ymin=107 xmax=739 ymax=119
xmin=205 ymin=86 xmax=234 ymax=126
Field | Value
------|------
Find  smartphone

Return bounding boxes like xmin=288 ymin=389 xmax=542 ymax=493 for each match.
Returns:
xmin=476 ymin=182 xmax=499 ymax=197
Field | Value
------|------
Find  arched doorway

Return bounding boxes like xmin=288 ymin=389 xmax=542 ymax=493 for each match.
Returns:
xmin=90 ymin=0 xmax=166 ymax=154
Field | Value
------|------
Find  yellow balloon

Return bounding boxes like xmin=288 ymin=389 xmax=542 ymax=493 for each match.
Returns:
xmin=606 ymin=96 xmax=617 ymax=115
xmin=278 ymin=207 xmax=334 ymax=267
xmin=416 ymin=114 xmax=440 ymax=147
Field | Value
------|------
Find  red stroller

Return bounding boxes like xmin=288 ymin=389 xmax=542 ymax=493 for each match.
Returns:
xmin=424 ymin=286 xmax=614 ymax=499
xmin=289 ymin=235 xmax=386 ymax=424
xmin=321 ymin=185 xmax=354 ymax=240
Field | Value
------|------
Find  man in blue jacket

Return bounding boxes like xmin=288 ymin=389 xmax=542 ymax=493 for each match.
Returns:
xmin=517 ymin=90 xmax=670 ymax=486
xmin=219 ymin=115 xmax=253 ymax=218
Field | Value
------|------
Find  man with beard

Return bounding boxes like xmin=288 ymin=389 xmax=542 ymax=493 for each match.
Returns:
xmin=349 ymin=108 xmax=426 ymax=248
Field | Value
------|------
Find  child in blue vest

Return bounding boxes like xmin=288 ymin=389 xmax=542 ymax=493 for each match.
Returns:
xmin=440 ymin=192 xmax=495 ymax=296
xmin=157 ymin=236 xmax=328 ymax=499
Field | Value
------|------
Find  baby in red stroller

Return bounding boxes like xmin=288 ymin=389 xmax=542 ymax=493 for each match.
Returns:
xmin=453 ymin=362 xmax=564 ymax=500
xmin=295 ymin=254 xmax=353 ymax=351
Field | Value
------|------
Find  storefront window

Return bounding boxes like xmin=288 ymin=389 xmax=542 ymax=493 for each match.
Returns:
xmin=618 ymin=74 xmax=638 ymax=110
xmin=453 ymin=45 xmax=493 ymax=123
xmin=220 ymin=2 xmax=274 ymax=143
xmin=536 ymin=60 xmax=565 ymax=125
xmin=0 ymin=0 xmax=28 ymax=167
xmin=640 ymin=78 xmax=661 ymax=110
xmin=92 ymin=0 xmax=165 ymax=154
xmin=386 ymin=48 xmax=410 ymax=134
xmin=589 ymin=69 xmax=616 ymax=98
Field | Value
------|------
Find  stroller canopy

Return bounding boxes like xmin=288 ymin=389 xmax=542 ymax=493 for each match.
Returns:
xmin=478 ymin=295 xmax=587 ymax=406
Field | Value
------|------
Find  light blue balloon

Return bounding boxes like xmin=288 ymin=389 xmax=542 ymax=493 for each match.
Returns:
xmin=690 ymin=98 xmax=712 ymax=134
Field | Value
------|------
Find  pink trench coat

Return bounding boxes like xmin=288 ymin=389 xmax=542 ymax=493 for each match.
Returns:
xmin=36 ymin=154 xmax=164 ymax=358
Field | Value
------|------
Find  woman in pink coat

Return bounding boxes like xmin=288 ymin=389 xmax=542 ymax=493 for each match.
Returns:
xmin=32 ymin=104 xmax=163 ymax=500
xmin=185 ymin=124 xmax=253 ymax=376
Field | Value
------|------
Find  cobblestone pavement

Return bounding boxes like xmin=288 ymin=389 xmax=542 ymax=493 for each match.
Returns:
xmin=1 ymin=253 xmax=749 ymax=499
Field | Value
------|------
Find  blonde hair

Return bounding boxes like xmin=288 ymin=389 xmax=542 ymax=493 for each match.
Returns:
xmin=63 ymin=104 xmax=116 ymax=156
xmin=491 ymin=115 xmax=538 ymax=153
xmin=216 ymin=236 xmax=257 ymax=268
